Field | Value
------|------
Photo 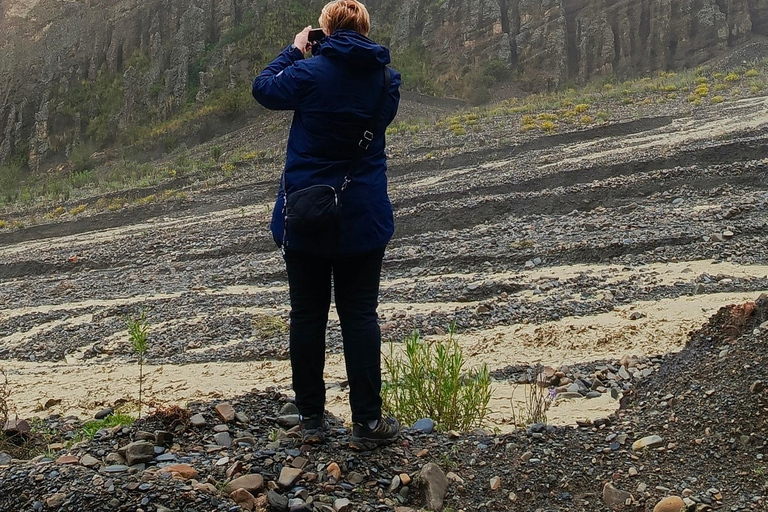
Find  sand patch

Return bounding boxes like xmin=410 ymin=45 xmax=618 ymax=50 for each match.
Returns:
xmin=2 ymin=290 xmax=763 ymax=432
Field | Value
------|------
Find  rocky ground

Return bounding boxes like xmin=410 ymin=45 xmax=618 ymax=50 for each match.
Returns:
xmin=1 ymin=77 xmax=768 ymax=511
xmin=0 ymin=297 xmax=765 ymax=512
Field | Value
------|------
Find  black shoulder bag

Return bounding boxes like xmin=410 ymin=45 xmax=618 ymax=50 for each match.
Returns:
xmin=281 ymin=66 xmax=391 ymax=251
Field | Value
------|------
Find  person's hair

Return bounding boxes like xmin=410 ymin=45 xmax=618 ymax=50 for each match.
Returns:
xmin=319 ymin=0 xmax=371 ymax=37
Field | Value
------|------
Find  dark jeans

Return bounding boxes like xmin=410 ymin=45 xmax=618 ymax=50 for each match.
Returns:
xmin=284 ymin=247 xmax=385 ymax=424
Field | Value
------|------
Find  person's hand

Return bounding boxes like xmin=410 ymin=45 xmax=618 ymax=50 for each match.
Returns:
xmin=294 ymin=26 xmax=312 ymax=53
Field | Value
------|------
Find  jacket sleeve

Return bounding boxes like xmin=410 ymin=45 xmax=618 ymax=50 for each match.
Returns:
xmin=387 ymin=68 xmax=402 ymax=125
xmin=252 ymin=46 xmax=309 ymax=110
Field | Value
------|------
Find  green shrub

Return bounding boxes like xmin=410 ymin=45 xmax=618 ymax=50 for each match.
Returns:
xmin=382 ymin=326 xmax=492 ymax=431
xmin=69 ymin=142 xmax=96 ymax=172
xmin=0 ymin=164 xmax=22 ymax=202
xmin=745 ymin=69 xmax=760 ymax=78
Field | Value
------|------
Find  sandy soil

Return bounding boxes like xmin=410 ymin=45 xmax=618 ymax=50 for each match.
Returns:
xmin=3 ymin=274 xmax=764 ymax=431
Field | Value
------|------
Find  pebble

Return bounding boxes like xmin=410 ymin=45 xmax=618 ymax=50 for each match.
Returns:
xmin=490 ymin=476 xmax=501 ymax=490
xmin=412 ymin=418 xmax=435 ymax=433
xmin=46 ymin=493 xmax=66 ymax=508
xmin=632 ymin=435 xmax=664 ymax=451
xmin=280 ymin=403 xmax=300 ymax=415
xmin=326 ymin=462 xmax=341 ymax=481
xmin=121 ymin=441 xmax=155 ymax=466
xmin=653 ymin=496 xmax=686 ymax=512
xmin=228 ymin=473 xmax=264 ymax=493
xmin=189 ymin=413 xmax=206 ymax=427
xmin=603 ymin=482 xmax=633 ymax=507
xmin=94 ymin=408 xmax=114 ymax=420
xmin=348 ymin=472 xmax=364 ymax=484
xmin=158 ymin=464 xmax=199 ymax=480
xmin=82 ymin=454 xmax=102 ymax=468
xmin=101 ymin=465 xmax=129 ymax=473
xmin=419 ymin=463 xmax=448 ymax=511
xmin=213 ymin=432 xmax=232 ymax=447
xmin=215 ymin=403 xmax=236 ymax=423
xmin=279 ymin=467 xmax=302 ymax=488
xmin=334 ymin=498 xmax=352 ymax=512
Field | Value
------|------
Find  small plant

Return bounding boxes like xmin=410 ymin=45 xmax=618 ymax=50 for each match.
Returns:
xmin=382 ymin=323 xmax=492 ymax=431
xmin=0 ymin=367 xmax=12 ymax=429
xmin=211 ymin=146 xmax=223 ymax=162
xmin=69 ymin=204 xmax=87 ymax=216
xmin=0 ymin=220 xmax=6 ymax=229
xmin=540 ymin=120 xmax=557 ymax=133
xmin=127 ymin=311 xmax=150 ymax=418
xmin=521 ymin=115 xmax=535 ymax=125
xmin=745 ymin=69 xmax=760 ymax=78
xmin=724 ymin=72 xmax=740 ymax=82
xmin=50 ymin=206 xmax=67 ymax=218
xmin=451 ymin=126 xmax=466 ymax=136
xmin=580 ymin=115 xmax=595 ymax=124
xmin=71 ymin=414 xmax=135 ymax=443
xmin=573 ymin=103 xmax=590 ymax=113
xmin=509 ymin=366 xmax=553 ymax=428
xmin=694 ymin=84 xmax=710 ymax=96
xmin=252 ymin=314 xmax=287 ymax=337
xmin=711 ymin=96 xmax=725 ymax=104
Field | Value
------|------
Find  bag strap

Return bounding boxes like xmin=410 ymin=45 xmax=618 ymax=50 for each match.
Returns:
xmin=341 ymin=65 xmax=391 ymax=190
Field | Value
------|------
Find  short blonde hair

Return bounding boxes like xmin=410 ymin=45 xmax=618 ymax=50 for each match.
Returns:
xmin=319 ymin=0 xmax=371 ymax=37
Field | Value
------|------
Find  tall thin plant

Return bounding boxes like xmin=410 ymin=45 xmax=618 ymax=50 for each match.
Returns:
xmin=382 ymin=323 xmax=492 ymax=431
xmin=127 ymin=311 xmax=150 ymax=418
xmin=510 ymin=365 xmax=553 ymax=428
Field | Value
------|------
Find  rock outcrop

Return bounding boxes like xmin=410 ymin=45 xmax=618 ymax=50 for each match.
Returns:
xmin=1 ymin=0 xmax=767 ymax=166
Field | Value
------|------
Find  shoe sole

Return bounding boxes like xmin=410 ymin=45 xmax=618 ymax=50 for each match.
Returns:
xmin=302 ymin=429 xmax=326 ymax=444
xmin=350 ymin=434 xmax=397 ymax=448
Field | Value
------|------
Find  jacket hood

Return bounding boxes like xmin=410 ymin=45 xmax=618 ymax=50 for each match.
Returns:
xmin=316 ymin=29 xmax=391 ymax=68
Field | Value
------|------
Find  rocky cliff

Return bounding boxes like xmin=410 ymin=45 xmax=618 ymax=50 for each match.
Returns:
xmin=1 ymin=0 xmax=767 ymax=168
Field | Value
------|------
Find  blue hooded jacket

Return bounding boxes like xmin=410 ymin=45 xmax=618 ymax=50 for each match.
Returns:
xmin=252 ymin=29 xmax=401 ymax=255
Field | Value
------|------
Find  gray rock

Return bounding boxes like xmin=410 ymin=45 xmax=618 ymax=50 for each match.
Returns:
xmin=95 ymin=408 xmax=114 ymax=420
xmin=104 ymin=452 xmax=125 ymax=465
xmin=277 ymin=415 xmax=301 ymax=428
xmin=585 ymin=391 xmax=602 ymax=399
xmin=267 ymin=490 xmax=289 ymax=511
xmin=101 ymin=465 xmax=129 ymax=473
xmin=413 ymin=418 xmax=435 ymax=433
xmin=189 ymin=414 xmax=206 ymax=427
xmin=79 ymin=454 xmax=100 ymax=467
xmin=0 ymin=452 xmax=12 ymax=465
xmin=279 ymin=403 xmax=300 ymax=415
xmin=213 ymin=432 xmax=232 ymax=448
xmin=334 ymin=498 xmax=352 ymax=512
xmin=121 ymin=441 xmax=155 ymax=466
xmin=418 ymin=462 xmax=449 ymax=511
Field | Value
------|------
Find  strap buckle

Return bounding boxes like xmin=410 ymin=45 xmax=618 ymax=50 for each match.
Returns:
xmin=358 ymin=130 xmax=374 ymax=150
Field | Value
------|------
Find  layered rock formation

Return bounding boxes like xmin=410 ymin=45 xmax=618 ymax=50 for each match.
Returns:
xmin=1 ymin=0 xmax=767 ymax=167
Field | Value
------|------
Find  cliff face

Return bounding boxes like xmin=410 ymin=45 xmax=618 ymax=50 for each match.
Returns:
xmin=1 ymin=0 xmax=767 ymax=168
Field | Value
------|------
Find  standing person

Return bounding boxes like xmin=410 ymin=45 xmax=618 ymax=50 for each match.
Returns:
xmin=252 ymin=0 xmax=401 ymax=447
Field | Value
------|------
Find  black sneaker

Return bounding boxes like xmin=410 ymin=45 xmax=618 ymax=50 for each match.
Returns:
xmin=351 ymin=417 xmax=400 ymax=448
xmin=300 ymin=414 xmax=327 ymax=444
